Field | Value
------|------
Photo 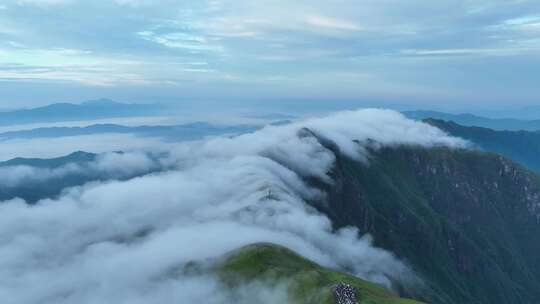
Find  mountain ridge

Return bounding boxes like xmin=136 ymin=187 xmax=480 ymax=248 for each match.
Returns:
xmin=424 ymin=118 xmax=540 ymax=173
xmin=0 ymin=122 xmax=259 ymax=141
xmin=0 ymin=99 xmax=163 ymax=126
xmin=217 ymin=243 xmax=423 ymax=304
xmin=301 ymin=129 xmax=540 ymax=304
xmin=0 ymin=151 xmax=97 ymax=168
xmin=404 ymin=110 xmax=540 ymax=131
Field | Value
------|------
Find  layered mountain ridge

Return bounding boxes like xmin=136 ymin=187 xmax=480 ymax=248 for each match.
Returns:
xmin=303 ymin=129 xmax=540 ymax=303
xmin=424 ymin=118 xmax=540 ymax=173
xmin=2 ymin=110 xmax=539 ymax=304
xmin=404 ymin=111 xmax=540 ymax=131
xmin=0 ymin=99 xmax=162 ymax=125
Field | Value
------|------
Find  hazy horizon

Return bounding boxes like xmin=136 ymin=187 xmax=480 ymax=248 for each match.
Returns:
xmin=2 ymin=97 xmax=540 ymax=121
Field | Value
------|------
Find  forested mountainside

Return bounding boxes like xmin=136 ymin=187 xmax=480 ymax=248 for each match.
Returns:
xmin=424 ymin=118 xmax=540 ymax=173
xmin=404 ymin=111 xmax=540 ymax=131
xmin=305 ymin=130 xmax=540 ymax=304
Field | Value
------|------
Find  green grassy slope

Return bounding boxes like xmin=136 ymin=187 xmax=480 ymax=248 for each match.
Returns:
xmin=218 ymin=243 xmax=424 ymax=304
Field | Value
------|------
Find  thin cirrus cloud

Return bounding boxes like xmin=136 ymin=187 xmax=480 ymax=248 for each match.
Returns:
xmin=496 ymin=15 xmax=540 ymax=30
xmin=0 ymin=0 xmax=539 ymax=108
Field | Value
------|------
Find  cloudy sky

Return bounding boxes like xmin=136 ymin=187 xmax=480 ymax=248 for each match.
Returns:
xmin=0 ymin=0 xmax=539 ymax=110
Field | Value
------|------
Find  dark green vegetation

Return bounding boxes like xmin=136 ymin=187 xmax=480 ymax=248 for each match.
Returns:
xmin=425 ymin=118 xmax=540 ymax=173
xmin=307 ymin=133 xmax=540 ymax=304
xmin=404 ymin=110 xmax=540 ymax=131
xmin=218 ymin=243 xmax=423 ymax=304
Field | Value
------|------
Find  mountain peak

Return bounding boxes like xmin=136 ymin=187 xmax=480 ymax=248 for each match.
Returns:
xmin=81 ymin=98 xmax=122 ymax=106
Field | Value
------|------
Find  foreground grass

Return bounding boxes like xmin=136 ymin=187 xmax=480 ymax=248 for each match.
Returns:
xmin=217 ymin=243 xmax=424 ymax=304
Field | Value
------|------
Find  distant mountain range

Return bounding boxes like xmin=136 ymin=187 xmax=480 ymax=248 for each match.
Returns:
xmin=247 ymin=113 xmax=298 ymax=120
xmin=404 ymin=110 xmax=540 ymax=131
xmin=0 ymin=151 xmax=97 ymax=169
xmin=0 ymin=122 xmax=259 ymax=141
xmin=0 ymin=99 xmax=163 ymax=126
xmin=0 ymin=151 xmax=165 ymax=203
xmin=480 ymin=105 xmax=540 ymax=120
xmin=425 ymin=118 xmax=540 ymax=173
xmin=0 ymin=151 xmax=101 ymax=203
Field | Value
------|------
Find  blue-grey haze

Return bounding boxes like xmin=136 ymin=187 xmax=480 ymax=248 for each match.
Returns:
xmin=0 ymin=1 xmax=539 ymax=112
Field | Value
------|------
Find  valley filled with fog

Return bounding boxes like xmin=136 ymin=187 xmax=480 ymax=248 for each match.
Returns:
xmin=0 ymin=109 xmax=465 ymax=303
xmin=2 ymin=1 xmax=540 ymax=302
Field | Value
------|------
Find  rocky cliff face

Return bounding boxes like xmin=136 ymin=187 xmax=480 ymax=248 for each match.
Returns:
xmin=306 ymin=132 xmax=540 ymax=304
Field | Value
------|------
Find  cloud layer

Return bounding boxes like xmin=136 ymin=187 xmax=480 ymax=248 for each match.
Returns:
xmin=0 ymin=109 xmax=466 ymax=303
xmin=0 ymin=151 xmax=163 ymax=188
xmin=0 ymin=133 xmax=175 ymax=161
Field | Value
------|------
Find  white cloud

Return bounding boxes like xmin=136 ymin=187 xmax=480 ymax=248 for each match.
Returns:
xmin=0 ymin=109 xmax=464 ymax=303
xmin=0 ymin=47 xmax=152 ymax=86
xmin=304 ymin=15 xmax=363 ymax=31
xmin=2 ymin=0 xmax=540 ymax=102
xmin=400 ymin=47 xmax=539 ymax=57
xmin=502 ymin=15 xmax=540 ymax=31
xmin=198 ymin=10 xmax=365 ymax=40
xmin=504 ymin=15 xmax=540 ymax=26
xmin=137 ymin=31 xmax=223 ymax=53
xmin=0 ymin=133 xmax=175 ymax=161
xmin=114 ymin=0 xmax=153 ymax=7
xmin=402 ymin=48 xmax=499 ymax=56
xmin=15 ymin=0 xmax=73 ymax=7
xmin=0 ymin=116 xmax=180 ymax=133
xmin=0 ymin=151 xmax=163 ymax=188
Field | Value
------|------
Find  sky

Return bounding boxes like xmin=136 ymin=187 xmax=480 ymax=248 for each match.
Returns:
xmin=0 ymin=0 xmax=539 ymax=111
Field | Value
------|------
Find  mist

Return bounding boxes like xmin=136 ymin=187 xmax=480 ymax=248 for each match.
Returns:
xmin=0 ymin=134 xmax=176 ymax=161
xmin=0 ymin=151 xmax=164 ymax=188
xmin=0 ymin=109 xmax=466 ymax=303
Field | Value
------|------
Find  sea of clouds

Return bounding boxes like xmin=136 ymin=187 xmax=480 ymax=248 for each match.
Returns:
xmin=0 ymin=133 xmax=178 ymax=161
xmin=0 ymin=109 xmax=467 ymax=303
xmin=0 ymin=151 xmax=166 ymax=188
